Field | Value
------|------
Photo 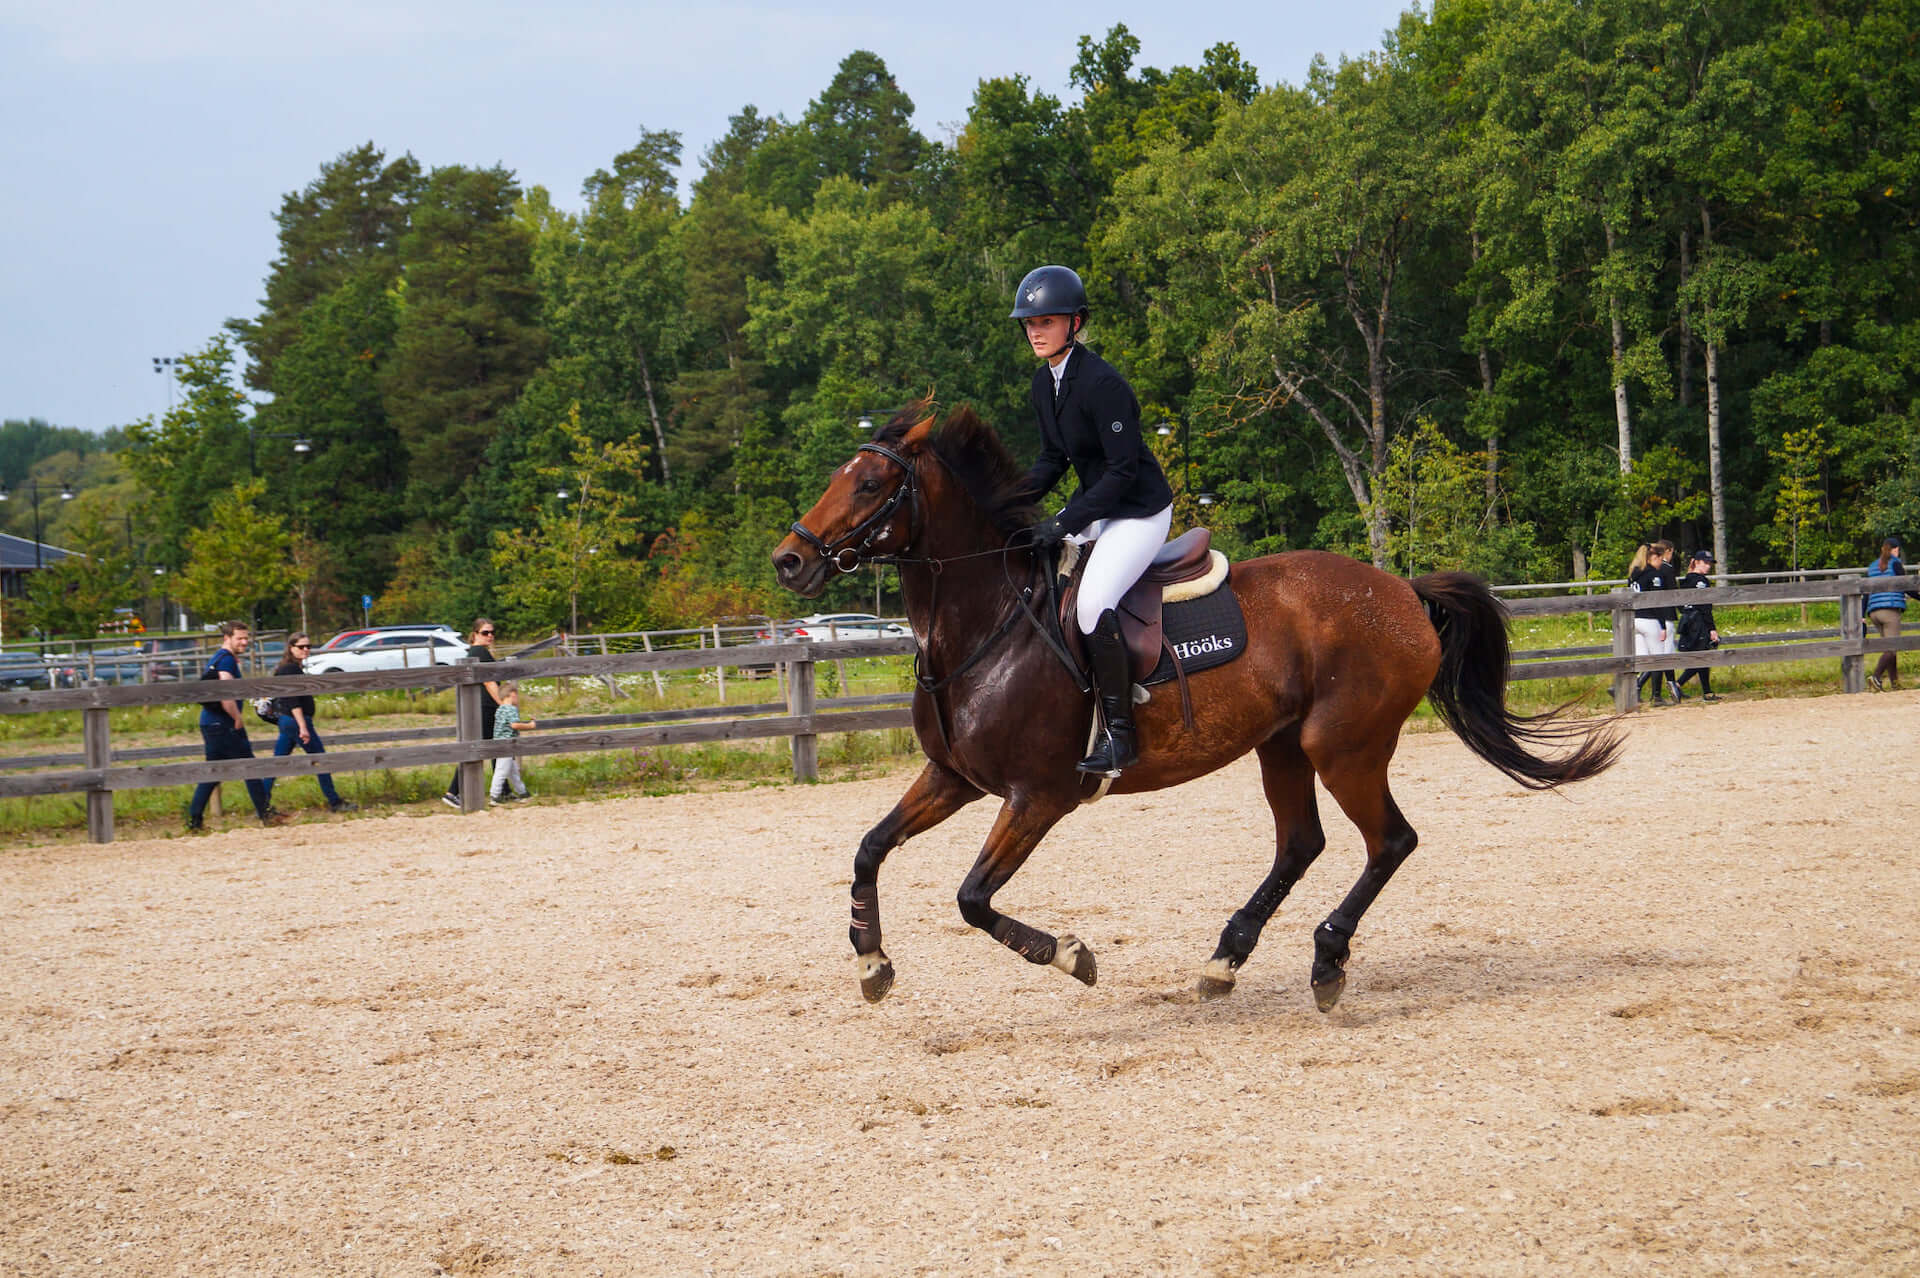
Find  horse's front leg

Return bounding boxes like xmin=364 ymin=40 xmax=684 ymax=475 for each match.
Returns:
xmin=956 ymin=792 xmax=1096 ymax=986
xmin=851 ymin=761 xmax=984 ymax=1002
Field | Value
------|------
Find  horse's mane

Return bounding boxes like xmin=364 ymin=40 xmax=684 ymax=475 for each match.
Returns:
xmin=872 ymin=403 xmax=1039 ymax=535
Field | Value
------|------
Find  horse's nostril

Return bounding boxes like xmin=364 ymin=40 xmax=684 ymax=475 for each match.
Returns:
xmin=774 ymin=552 xmax=800 ymax=577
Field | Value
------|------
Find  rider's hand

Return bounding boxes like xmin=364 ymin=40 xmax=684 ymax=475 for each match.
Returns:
xmin=1028 ymin=517 xmax=1069 ymax=549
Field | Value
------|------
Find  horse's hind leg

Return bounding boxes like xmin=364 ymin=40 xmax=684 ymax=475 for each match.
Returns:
xmin=1197 ymin=731 xmax=1326 ymax=999
xmin=1310 ymin=757 xmax=1418 ymax=1012
xmin=851 ymin=761 xmax=983 ymax=1002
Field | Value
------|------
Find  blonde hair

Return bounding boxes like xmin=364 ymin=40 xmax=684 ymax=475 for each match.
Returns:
xmin=1628 ymin=544 xmax=1651 ymax=576
xmin=497 ymin=680 xmax=518 ymax=696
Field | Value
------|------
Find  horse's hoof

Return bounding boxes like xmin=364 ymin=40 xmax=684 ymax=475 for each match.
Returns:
xmin=1195 ymin=957 xmax=1237 ymax=1000
xmin=1052 ymin=934 xmax=1097 ymax=987
xmin=856 ymin=950 xmax=894 ymax=1003
xmin=1311 ymin=972 xmax=1346 ymax=1012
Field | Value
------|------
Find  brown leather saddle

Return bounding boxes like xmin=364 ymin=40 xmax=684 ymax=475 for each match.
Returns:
xmin=1060 ymin=527 xmax=1222 ymax=681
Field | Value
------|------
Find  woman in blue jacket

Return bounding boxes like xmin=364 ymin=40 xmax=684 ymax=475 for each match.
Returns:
xmin=1865 ymin=535 xmax=1913 ymax=691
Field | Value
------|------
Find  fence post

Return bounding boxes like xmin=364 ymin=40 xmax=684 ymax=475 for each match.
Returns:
xmin=455 ymin=675 xmax=486 ymax=812
xmin=641 ymin=633 xmax=666 ymax=700
xmin=83 ymin=706 xmax=113 ymax=844
xmin=1840 ymin=585 xmax=1865 ymax=694
xmin=1611 ymin=595 xmax=1638 ymax=713
xmin=714 ymin=624 xmax=726 ymax=704
xmin=788 ymin=650 xmax=818 ymax=782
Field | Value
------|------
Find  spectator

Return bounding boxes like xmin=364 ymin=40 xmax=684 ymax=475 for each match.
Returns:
xmin=262 ymin=632 xmax=358 ymax=814
xmin=1629 ymin=540 xmax=1683 ymax=704
xmin=1674 ymin=550 xmax=1722 ymax=703
xmin=489 ymin=680 xmax=538 ymax=804
xmin=185 ymin=621 xmax=288 ymax=831
xmin=1865 ymin=535 xmax=1914 ymax=692
xmin=443 ymin=617 xmax=501 ymax=808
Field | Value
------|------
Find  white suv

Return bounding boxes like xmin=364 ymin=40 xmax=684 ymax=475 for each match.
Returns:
xmin=786 ymin=613 xmax=910 ymax=641
xmin=306 ymin=629 xmax=471 ymax=673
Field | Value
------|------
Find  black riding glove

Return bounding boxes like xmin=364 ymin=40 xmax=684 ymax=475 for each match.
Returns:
xmin=1028 ymin=517 xmax=1069 ymax=549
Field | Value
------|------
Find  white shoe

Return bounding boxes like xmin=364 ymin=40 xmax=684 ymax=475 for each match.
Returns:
xmin=441 ymin=792 xmax=461 ymax=809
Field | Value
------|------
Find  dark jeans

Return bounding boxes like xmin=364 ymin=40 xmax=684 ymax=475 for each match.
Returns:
xmin=189 ymin=719 xmax=271 ymax=822
xmin=264 ymin=715 xmax=342 ymax=806
xmin=446 ymin=708 xmax=496 ymax=797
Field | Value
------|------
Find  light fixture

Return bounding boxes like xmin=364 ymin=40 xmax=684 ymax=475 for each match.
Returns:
xmin=1197 ymin=493 xmax=1216 ymax=506
xmin=0 ymin=487 xmax=8 ymax=502
xmin=1156 ymin=424 xmax=1172 ymax=437
xmin=60 ymin=484 xmax=74 ymax=501
xmin=292 ymin=438 xmax=312 ymax=454
xmin=555 ymin=487 xmax=570 ymax=501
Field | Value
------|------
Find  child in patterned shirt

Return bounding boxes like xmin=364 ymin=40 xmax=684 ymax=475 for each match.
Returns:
xmin=489 ymin=681 xmax=538 ymax=803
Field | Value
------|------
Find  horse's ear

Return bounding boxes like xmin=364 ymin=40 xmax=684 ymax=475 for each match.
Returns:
xmin=902 ymin=413 xmax=937 ymax=450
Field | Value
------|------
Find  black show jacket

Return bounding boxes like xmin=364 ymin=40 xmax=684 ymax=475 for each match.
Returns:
xmin=1022 ymin=345 xmax=1174 ymax=534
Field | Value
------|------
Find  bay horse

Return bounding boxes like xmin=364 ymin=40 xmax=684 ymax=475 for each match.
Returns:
xmin=772 ymin=405 xmax=1621 ymax=1009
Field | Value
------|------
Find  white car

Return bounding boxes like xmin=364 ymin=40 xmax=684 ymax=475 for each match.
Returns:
xmin=306 ymin=629 xmax=471 ymax=673
xmin=784 ymin=613 xmax=910 ymax=641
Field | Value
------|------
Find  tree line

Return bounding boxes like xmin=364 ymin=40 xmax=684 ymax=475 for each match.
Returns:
xmin=6 ymin=0 xmax=1916 ymax=639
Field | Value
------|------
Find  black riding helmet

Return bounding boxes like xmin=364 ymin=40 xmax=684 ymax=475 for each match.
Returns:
xmin=1009 ymin=265 xmax=1089 ymax=334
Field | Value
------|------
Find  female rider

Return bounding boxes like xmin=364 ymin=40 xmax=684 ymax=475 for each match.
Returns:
xmin=1012 ymin=265 xmax=1175 ymax=775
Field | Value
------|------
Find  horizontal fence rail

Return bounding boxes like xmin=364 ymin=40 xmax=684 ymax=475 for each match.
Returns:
xmin=4 ymin=577 xmax=1916 ymax=845
xmin=1 ymin=640 xmax=917 ymax=843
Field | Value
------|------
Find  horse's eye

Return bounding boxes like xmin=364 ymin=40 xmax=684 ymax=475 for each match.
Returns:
xmin=858 ymin=477 xmax=881 ymax=494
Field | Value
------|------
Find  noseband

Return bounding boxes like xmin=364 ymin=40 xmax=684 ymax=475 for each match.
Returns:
xmin=788 ymin=442 xmax=919 ymax=573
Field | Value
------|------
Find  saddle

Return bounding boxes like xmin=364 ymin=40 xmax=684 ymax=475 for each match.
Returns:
xmin=1060 ymin=527 xmax=1231 ymax=681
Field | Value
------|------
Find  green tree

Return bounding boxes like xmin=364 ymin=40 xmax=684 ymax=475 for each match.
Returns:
xmin=490 ymin=405 xmax=649 ymax=634
xmin=19 ymin=509 xmax=133 ymax=638
xmin=383 ymin=164 xmax=547 ymax=527
xmin=120 ymin=337 xmax=255 ymax=571
xmin=176 ymin=480 xmax=297 ymax=625
xmin=1764 ymin=424 xmax=1842 ymax=574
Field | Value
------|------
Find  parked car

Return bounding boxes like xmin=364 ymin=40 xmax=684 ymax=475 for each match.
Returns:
xmin=784 ymin=613 xmax=910 ymax=641
xmin=144 ymin=637 xmax=203 ymax=682
xmin=316 ymin=623 xmax=460 ymax=652
xmin=305 ymin=629 xmax=470 ymax=674
xmin=0 ymin=650 xmax=51 ymax=690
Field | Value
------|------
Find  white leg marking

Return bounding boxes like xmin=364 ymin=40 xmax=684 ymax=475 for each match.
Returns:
xmin=1201 ymin=957 xmax=1237 ymax=987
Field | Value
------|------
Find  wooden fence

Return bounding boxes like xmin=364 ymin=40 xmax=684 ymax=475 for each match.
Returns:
xmin=1498 ymin=573 xmax=1920 ymax=709
xmin=4 ymin=574 xmax=1917 ymax=846
xmin=0 ymin=639 xmax=916 ymax=844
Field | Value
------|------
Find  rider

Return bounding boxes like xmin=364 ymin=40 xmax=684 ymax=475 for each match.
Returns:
xmin=1012 ymin=265 xmax=1175 ymax=775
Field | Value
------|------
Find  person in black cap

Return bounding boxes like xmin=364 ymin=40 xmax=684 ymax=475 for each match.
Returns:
xmin=1674 ymin=549 xmax=1722 ymax=702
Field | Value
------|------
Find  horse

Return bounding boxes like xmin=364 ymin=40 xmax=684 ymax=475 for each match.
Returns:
xmin=772 ymin=403 xmax=1622 ymax=1009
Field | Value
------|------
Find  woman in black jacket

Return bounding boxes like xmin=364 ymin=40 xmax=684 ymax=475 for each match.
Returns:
xmin=264 ymin=633 xmax=358 ymax=813
xmin=1629 ymin=540 xmax=1683 ymax=703
xmin=1012 ymin=265 xmax=1175 ymax=775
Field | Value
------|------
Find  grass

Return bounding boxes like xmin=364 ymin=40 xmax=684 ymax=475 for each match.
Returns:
xmin=0 ymin=601 xmax=1882 ymax=844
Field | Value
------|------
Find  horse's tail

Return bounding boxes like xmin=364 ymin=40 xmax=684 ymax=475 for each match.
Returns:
xmin=1412 ymin=571 xmax=1623 ymax=791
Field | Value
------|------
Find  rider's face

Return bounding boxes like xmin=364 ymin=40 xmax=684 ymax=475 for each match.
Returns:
xmin=1023 ymin=314 xmax=1076 ymax=364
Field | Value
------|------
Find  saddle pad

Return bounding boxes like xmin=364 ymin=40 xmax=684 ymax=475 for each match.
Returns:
xmin=1142 ymin=579 xmax=1246 ymax=686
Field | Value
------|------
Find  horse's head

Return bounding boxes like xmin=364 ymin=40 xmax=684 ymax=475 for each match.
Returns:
xmin=773 ymin=406 xmax=936 ymax=597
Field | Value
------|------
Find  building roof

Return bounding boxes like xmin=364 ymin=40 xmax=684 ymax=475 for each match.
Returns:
xmin=0 ymin=531 xmax=75 ymax=570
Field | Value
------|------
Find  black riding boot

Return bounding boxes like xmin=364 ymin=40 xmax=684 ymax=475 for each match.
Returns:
xmin=1077 ymin=609 xmax=1139 ymax=775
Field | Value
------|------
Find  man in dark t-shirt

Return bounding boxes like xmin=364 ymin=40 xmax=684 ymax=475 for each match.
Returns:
xmin=186 ymin=621 xmax=288 ymax=830
xmin=443 ymin=617 xmax=502 ymax=808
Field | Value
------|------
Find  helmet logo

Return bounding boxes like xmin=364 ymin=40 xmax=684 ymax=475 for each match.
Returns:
xmin=1111 ymin=421 xmax=1124 ymax=433
xmin=1026 ymin=285 xmax=1045 ymax=305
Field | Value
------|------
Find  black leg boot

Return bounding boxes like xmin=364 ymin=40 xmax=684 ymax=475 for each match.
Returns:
xmin=1077 ymin=609 xmax=1139 ymax=775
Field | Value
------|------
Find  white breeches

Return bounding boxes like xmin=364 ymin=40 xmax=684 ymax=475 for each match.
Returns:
xmin=1070 ymin=505 xmax=1174 ymax=634
xmin=1633 ymin=617 xmax=1674 ymax=656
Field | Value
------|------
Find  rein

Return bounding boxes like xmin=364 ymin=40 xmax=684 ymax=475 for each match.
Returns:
xmin=794 ymin=439 xmax=1091 ymax=755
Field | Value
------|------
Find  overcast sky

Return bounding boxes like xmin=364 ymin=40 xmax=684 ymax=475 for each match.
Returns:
xmin=1 ymin=0 xmax=1412 ymax=434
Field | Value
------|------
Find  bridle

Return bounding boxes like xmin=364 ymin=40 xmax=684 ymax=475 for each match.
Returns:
xmin=787 ymin=442 xmax=919 ymax=574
